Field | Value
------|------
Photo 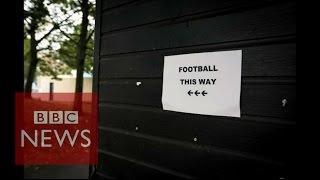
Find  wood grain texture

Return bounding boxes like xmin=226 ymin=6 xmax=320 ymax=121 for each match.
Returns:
xmin=93 ymin=0 xmax=102 ymax=93
xmin=98 ymin=152 xmax=194 ymax=179
xmin=99 ymin=103 xmax=295 ymax=162
xmin=98 ymin=128 xmax=289 ymax=179
xmin=99 ymin=80 xmax=296 ymax=118
xmin=101 ymin=0 xmax=255 ymax=32
xmin=102 ymin=0 xmax=138 ymax=10
xmin=100 ymin=2 xmax=296 ymax=55
xmin=94 ymin=0 xmax=296 ymax=179
xmin=100 ymin=43 xmax=296 ymax=79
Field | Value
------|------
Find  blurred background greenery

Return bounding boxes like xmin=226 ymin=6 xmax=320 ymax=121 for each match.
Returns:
xmin=24 ymin=0 xmax=95 ymax=93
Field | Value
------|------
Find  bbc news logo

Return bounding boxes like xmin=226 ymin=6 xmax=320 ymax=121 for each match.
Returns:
xmin=15 ymin=93 xmax=98 ymax=165
xmin=21 ymin=111 xmax=90 ymax=148
xmin=34 ymin=111 xmax=79 ymax=124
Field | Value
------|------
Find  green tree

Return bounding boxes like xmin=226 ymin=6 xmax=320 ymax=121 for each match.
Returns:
xmin=73 ymin=0 xmax=94 ymax=94
xmin=24 ymin=0 xmax=79 ymax=94
xmin=37 ymin=53 xmax=72 ymax=80
xmin=24 ymin=37 xmax=72 ymax=82
xmin=53 ymin=0 xmax=95 ymax=110
xmin=57 ymin=25 xmax=94 ymax=75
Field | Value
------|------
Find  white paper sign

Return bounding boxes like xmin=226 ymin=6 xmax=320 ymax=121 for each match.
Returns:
xmin=162 ymin=50 xmax=242 ymax=117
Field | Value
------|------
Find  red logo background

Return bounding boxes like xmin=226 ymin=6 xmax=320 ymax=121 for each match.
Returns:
xmin=15 ymin=93 xmax=98 ymax=165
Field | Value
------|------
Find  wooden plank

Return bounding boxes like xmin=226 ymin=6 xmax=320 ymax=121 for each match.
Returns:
xmin=96 ymin=1 xmax=296 ymax=179
xmin=102 ymin=0 xmax=138 ymax=10
xmin=101 ymin=0 xmax=255 ymax=32
xmin=99 ymin=80 xmax=296 ymax=118
xmin=97 ymin=152 xmax=194 ymax=179
xmin=99 ymin=104 xmax=295 ymax=162
xmin=93 ymin=0 xmax=102 ymax=93
xmin=98 ymin=129 xmax=290 ymax=179
xmin=100 ymin=43 xmax=296 ymax=79
xmin=100 ymin=2 xmax=296 ymax=55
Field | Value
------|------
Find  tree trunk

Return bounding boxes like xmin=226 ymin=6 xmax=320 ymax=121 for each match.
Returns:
xmin=74 ymin=0 xmax=89 ymax=110
xmin=25 ymin=27 xmax=38 ymax=97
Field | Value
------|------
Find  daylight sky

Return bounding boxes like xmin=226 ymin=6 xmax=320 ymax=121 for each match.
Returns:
xmin=24 ymin=0 xmax=95 ymax=51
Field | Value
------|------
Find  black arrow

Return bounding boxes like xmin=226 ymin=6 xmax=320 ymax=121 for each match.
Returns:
xmin=195 ymin=90 xmax=200 ymax=96
xmin=202 ymin=90 xmax=208 ymax=96
xmin=188 ymin=90 xmax=193 ymax=96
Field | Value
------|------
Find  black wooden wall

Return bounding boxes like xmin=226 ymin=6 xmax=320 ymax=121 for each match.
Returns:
xmin=93 ymin=0 xmax=296 ymax=179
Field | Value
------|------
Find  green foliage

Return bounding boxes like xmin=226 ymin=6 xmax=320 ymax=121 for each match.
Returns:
xmin=57 ymin=25 xmax=94 ymax=74
xmin=37 ymin=53 xmax=72 ymax=80
xmin=24 ymin=0 xmax=50 ymax=31
xmin=25 ymin=37 xmax=72 ymax=80
xmin=24 ymin=0 xmax=95 ymax=81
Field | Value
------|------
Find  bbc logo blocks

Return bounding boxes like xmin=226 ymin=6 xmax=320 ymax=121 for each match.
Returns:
xmin=16 ymin=93 xmax=98 ymax=165
xmin=34 ymin=111 xmax=78 ymax=124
